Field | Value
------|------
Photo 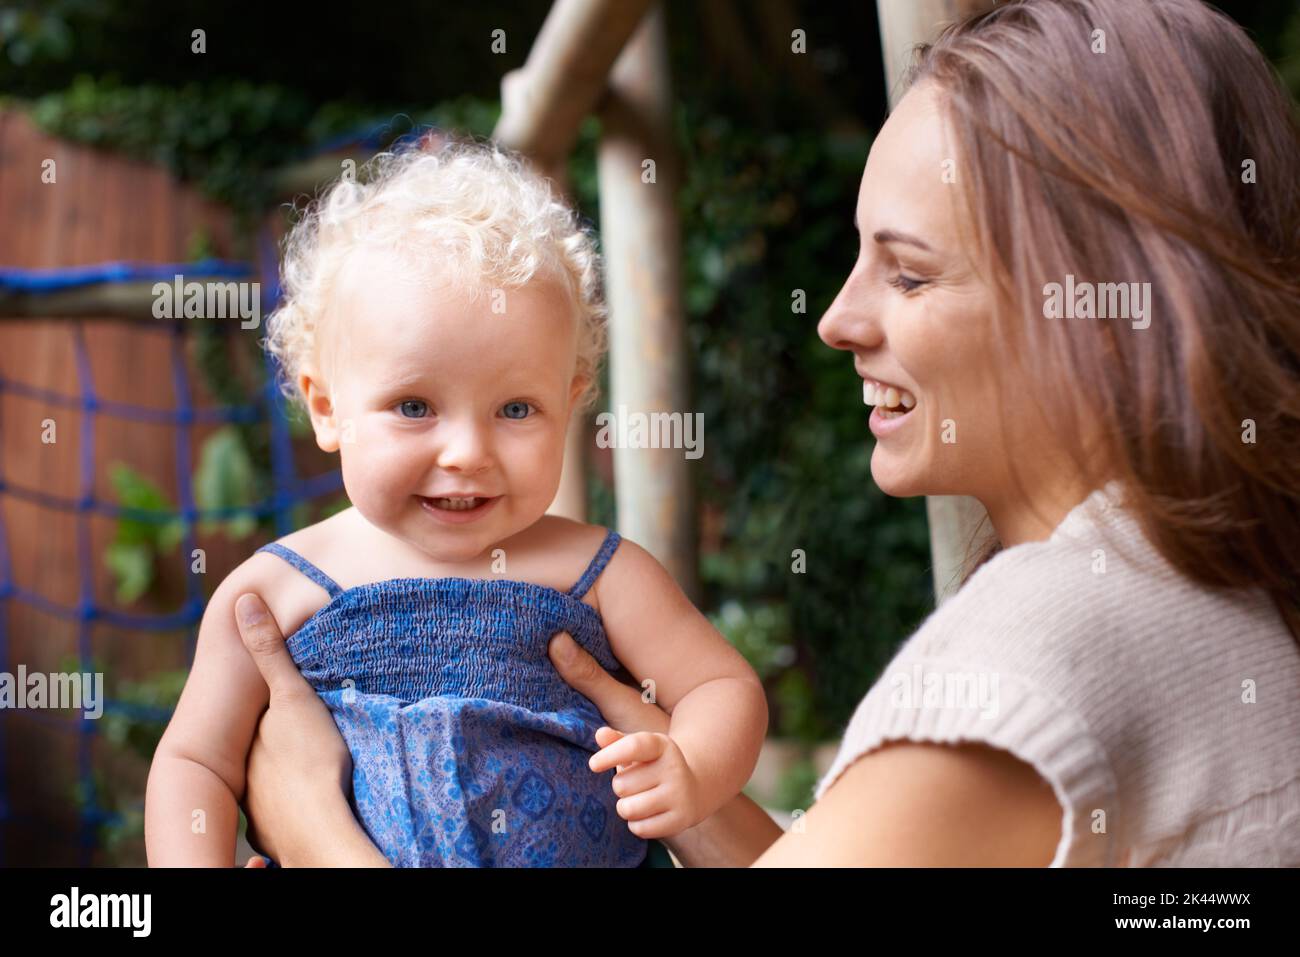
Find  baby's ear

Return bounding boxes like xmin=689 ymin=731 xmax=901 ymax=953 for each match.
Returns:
xmin=568 ymin=373 xmax=591 ymax=409
xmin=298 ymin=365 xmax=341 ymax=453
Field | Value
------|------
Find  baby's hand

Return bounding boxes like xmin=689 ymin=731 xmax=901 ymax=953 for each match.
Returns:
xmin=589 ymin=727 xmax=703 ymax=839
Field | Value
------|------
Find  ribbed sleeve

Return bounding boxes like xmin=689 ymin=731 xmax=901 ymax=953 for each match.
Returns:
xmin=812 ymin=483 xmax=1300 ymax=867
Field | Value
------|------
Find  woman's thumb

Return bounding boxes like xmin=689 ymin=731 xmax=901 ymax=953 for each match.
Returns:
xmin=547 ymin=631 xmax=604 ymax=692
xmin=235 ymin=593 xmax=305 ymax=697
xmin=548 ymin=631 xmax=666 ymax=734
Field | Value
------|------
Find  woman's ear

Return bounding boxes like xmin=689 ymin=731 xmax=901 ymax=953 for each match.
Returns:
xmin=298 ymin=365 xmax=341 ymax=453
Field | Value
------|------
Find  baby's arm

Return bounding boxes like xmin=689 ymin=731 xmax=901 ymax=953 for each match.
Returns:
xmin=144 ymin=560 xmax=272 ymax=866
xmin=592 ymin=539 xmax=769 ymax=837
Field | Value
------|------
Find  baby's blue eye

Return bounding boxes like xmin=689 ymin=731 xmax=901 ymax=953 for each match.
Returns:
xmin=398 ymin=400 xmax=428 ymax=418
xmin=501 ymin=401 xmax=532 ymax=420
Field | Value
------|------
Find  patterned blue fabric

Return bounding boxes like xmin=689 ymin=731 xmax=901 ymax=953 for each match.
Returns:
xmin=256 ymin=529 xmax=647 ymax=867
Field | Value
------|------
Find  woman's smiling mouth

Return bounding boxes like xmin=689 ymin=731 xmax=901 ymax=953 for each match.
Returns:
xmin=862 ymin=378 xmax=917 ymax=414
xmin=862 ymin=378 xmax=917 ymax=437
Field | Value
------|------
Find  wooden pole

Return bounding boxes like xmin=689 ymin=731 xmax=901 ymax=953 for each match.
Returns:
xmin=596 ymin=5 xmax=697 ymax=600
xmin=494 ymin=0 xmax=654 ymax=523
xmin=876 ymin=0 xmax=996 ymax=603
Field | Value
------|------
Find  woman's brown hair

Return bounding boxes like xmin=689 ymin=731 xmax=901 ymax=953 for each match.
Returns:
xmin=908 ymin=0 xmax=1300 ymax=638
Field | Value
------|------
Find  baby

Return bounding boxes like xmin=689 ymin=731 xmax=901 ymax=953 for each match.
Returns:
xmin=144 ymin=140 xmax=768 ymax=867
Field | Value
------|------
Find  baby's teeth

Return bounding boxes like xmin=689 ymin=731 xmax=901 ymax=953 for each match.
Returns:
xmin=436 ymin=497 xmax=479 ymax=510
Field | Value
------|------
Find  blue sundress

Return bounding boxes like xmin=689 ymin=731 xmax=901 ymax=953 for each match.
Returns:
xmin=254 ymin=528 xmax=647 ymax=867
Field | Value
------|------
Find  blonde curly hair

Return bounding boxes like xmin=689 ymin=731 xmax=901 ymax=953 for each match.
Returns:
xmin=263 ymin=138 xmax=607 ymax=411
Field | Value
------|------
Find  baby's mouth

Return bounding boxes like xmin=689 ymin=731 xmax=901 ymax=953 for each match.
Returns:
xmin=421 ymin=496 xmax=497 ymax=512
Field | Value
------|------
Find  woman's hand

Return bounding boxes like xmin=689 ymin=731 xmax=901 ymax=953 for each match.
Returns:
xmin=547 ymin=631 xmax=782 ymax=866
xmin=234 ymin=593 xmax=389 ymax=867
xmin=546 ymin=631 xmax=672 ymax=737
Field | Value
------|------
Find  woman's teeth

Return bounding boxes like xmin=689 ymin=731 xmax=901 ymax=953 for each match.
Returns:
xmin=862 ymin=380 xmax=917 ymax=416
xmin=433 ymin=497 xmax=484 ymax=511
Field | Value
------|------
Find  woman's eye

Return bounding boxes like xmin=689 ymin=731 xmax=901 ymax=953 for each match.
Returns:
xmin=887 ymin=274 xmax=928 ymax=294
xmin=501 ymin=401 xmax=532 ymax=420
xmin=398 ymin=400 xmax=429 ymax=419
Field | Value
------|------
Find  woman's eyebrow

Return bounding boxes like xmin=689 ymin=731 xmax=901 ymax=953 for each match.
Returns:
xmin=872 ymin=229 xmax=933 ymax=252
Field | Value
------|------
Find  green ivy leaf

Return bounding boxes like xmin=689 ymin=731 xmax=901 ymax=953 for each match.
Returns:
xmin=104 ymin=541 xmax=153 ymax=605
xmin=108 ymin=463 xmax=174 ymax=547
xmin=193 ymin=425 xmax=258 ymax=539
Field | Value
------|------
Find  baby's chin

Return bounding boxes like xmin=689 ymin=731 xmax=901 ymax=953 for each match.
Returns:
xmin=404 ymin=498 xmax=553 ymax=563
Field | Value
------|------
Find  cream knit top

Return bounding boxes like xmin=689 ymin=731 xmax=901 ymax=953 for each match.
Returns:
xmin=813 ymin=483 xmax=1300 ymax=866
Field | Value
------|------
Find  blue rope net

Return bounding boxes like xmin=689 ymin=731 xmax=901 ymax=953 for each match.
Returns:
xmin=0 ymin=241 xmax=344 ymax=864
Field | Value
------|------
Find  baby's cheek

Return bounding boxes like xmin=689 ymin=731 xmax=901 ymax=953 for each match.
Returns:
xmin=504 ymin=435 xmax=565 ymax=505
xmin=342 ymin=441 xmax=411 ymax=506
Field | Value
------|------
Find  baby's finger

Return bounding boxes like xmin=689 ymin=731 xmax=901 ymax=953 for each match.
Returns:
xmin=615 ymin=785 xmax=673 ymax=823
xmin=627 ymin=810 xmax=680 ymax=841
xmin=589 ymin=731 xmax=666 ymax=774
xmin=611 ymin=763 xmax=659 ymax=798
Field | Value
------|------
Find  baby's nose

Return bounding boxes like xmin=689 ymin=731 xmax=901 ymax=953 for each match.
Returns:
xmin=434 ymin=421 xmax=492 ymax=472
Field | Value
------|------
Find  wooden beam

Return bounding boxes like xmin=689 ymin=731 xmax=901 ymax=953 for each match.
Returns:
xmin=0 ymin=276 xmax=257 ymax=322
xmin=597 ymin=5 xmax=698 ymax=600
xmin=271 ymin=151 xmax=373 ymax=202
xmin=494 ymin=0 xmax=655 ymax=169
xmin=875 ymin=0 xmax=996 ymax=603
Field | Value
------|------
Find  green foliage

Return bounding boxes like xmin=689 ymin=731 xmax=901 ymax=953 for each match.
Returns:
xmin=0 ymin=6 xmax=74 ymax=66
xmin=28 ymin=76 xmax=310 ymax=215
xmin=101 ymin=668 xmax=189 ymax=759
xmin=104 ymin=464 xmax=184 ymax=604
xmin=193 ymin=425 xmax=258 ymax=539
xmin=106 ymin=421 xmax=265 ymax=602
xmin=1281 ymin=6 xmax=1300 ymax=100
xmin=709 ymin=600 xmax=794 ymax=682
xmin=23 ymin=76 xmax=471 ymax=217
xmin=772 ymin=756 xmax=819 ymax=813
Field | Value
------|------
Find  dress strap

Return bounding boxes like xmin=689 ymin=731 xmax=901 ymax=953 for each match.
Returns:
xmin=567 ymin=528 xmax=622 ymax=600
xmin=256 ymin=542 xmax=344 ymax=599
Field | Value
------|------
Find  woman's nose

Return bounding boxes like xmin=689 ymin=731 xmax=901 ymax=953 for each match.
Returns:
xmin=817 ymin=262 xmax=882 ymax=352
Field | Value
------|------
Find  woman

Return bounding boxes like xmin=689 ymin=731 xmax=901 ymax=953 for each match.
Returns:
xmin=234 ymin=0 xmax=1300 ymax=867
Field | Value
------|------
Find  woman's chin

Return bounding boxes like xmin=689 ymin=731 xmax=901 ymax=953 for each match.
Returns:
xmin=870 ymin=454 xmax=923 ymax=499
